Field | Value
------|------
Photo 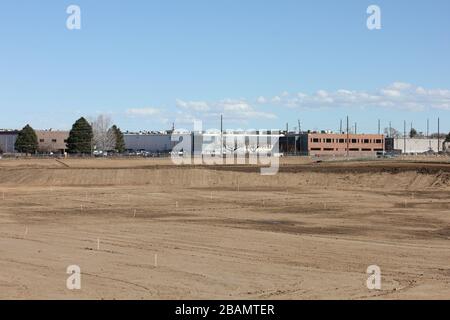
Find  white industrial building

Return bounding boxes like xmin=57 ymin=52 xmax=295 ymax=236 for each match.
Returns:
xmin=200 ymin=132 xmax=280 ymax=155
xmin=170 ymin=131 xmax=282 ymax=156
xmin=124 ymin=133 xmax=174 ymax=153
xmin=0 ymin=130 xmax=18 ymax=153
xmin=444 ymin=141 xmax=450 ymax=153
xmin=393 ymin=138 xmax=442 ymax=154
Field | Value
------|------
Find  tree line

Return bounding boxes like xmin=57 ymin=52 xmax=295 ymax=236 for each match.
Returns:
xmin=13 ymin=116 xmax=125 ymax=155
xmin=384 ymin=127 xmax=450 ymax=140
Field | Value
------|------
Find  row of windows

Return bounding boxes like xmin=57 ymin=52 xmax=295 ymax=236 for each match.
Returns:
xmin=310 ymin=148 xmax=384 ymax=152
xmin=39 ymin=139 xmax=68 ymax=143
xmin=310 ymin=138 xmax=383 ymax=144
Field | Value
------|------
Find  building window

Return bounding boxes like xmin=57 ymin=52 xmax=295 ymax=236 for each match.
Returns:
xmin=351 ymin=139 xmax=357 ymax=143
xmin=39 ymin=139 xmax=44 ymax=142
xmin=362 ymin=148 xmax=372 ymax=151
xmin=363 ymin=139 xmax=370 ymax=143
xmin=311 ymin=148 xmax=321 ymax=151
xmin=325 ymin=139 xmax=332 ymax=143
xmin=375 ymin=139 xmax=382 ymax=143
xmin=312 ymin=138 xmax=320 ymax=143
xmin=52 ymin=139 xmax=57 ymax=143
xmin=338 ymin=139 xmax=345 ymax=143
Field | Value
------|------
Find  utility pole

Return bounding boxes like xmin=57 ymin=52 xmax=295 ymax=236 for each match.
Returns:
xmin=220 ymin=114 xmax=223 ymax=156
xmin=354 ymin=122 xmax=357 ymax=134
xmin=378 ymin=119 xmax=380 ymax=135
xmin=340 ymin=119 xmax=342 ymax=133
xmin=297 ymin=119 xmax=301 ymax=155
xmin=90 ymin=121 xmax=94 ymax=156
xmin=404 ymin=120 xmax=407 ymax=154
xmin=438 ymin=117 xmax=440 ymax=153
xmin=346 ymin=116 xmax=349 ymax=158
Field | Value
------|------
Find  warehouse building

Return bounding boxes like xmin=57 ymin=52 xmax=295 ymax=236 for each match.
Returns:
xmin=197 ymin=131 xmax=280 ymax=155
xmin=0 ymin=130 xmax=19 ymax=153
xmin=169 ymin=130 xmax=282 ymax=157
xmin=444 ymin=141 xmax=450 ymax=153
xmin=385 ymin=137 xmax=441 ymax=154
xmin=124 ymin=132 xmax=174 ymax=153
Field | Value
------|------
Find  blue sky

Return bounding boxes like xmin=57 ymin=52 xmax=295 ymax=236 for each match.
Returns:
xmin=1 ymin=0 xmax=449 ymax=133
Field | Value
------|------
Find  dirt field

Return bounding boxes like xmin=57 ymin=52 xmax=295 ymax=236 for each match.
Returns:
xmin=0 ymin=157 xmax=449 ymax=299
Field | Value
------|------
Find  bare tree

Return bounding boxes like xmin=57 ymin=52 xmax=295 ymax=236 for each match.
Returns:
xmin=91 ymin=114 xmax=116 ymax=152
xmin=223 ymin=134 xmax=238 ymax=153
xmin=384 ymin=127 xmax=401 ymax=138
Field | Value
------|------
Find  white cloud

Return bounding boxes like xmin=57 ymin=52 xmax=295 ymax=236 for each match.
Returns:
xmin=380 ymin=89 xmax=401 ymax=97
xmin=272 ymin=96 xmax=281 ymax=103
xmin=259 ymin=83 xmax=450 ymax=111
xmin=173 ymin=98 xmax=277 ymax=124
xmin=317 ymin=90 xmax=329 ymax=98
xmin=126 ymin=107 xmax=161 ymax=116
xmin=390 ymin=82 xmax=412 ymax=90
xmin=123 ymin=82 xmax=450 ymax=128
xmin=218 ymin=99 xmax=277 ymax=120
xmin=416 ymin=87 xmax=426 ymax=95
xmin=176 ymin=99 xmax=210 ymax=112
xmin=220 ymin=99 xmax=251 ymax=112
xmin=256 ymin=96 xmax=267 ymax=104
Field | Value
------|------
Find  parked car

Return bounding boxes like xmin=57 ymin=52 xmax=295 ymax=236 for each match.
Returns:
xmin=93 ymin=150 xmax=108 ymax=157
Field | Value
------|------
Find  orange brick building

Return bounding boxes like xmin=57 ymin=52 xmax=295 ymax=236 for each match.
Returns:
xmin=300 ymin=133 xmax=385 ymax=156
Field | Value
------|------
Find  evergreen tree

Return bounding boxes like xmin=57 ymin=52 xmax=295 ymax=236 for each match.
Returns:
xmin=67 ymin=117 xmax=94 ymax=154
xmin=15 ymin=124 xmax=38 ymax=154
xmin=445 ymin=132 xmax=450 ymax=142
xmin=409 ymin=128 xmax=418 ymax=138
xmin=110 ymin=125 xmax=126 ymax=153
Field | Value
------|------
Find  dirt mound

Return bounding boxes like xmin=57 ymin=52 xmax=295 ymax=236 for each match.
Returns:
xmin=0 ymin=166 xmax=448 ymax=190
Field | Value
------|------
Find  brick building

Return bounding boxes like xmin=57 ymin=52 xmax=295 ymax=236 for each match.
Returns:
xmin=298 ymin=132 xmax=385 ymax=156
xmin=36 ymin=130 xmax=69 ymax=154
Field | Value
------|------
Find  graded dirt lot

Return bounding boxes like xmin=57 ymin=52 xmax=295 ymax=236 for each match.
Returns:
xmin=0 ymin=157 xmax=449 ymax=299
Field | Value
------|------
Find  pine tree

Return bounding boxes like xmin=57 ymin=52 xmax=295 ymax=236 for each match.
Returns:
xmin=111 ymin=125 xmax=126 ymax=153
xmin=445 ymin=132 xmax=450 ymax=142
xmin=15 ymin=124 xmax=38 ymax=154
xmin=409 ymin=128 xmax=418 ymax=138
xmin=67 ymin=117 xmax=94 ymax=154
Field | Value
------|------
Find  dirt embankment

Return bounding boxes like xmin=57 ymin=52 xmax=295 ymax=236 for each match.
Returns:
xmin=0 ymin=161 xmax=449 ymax=190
